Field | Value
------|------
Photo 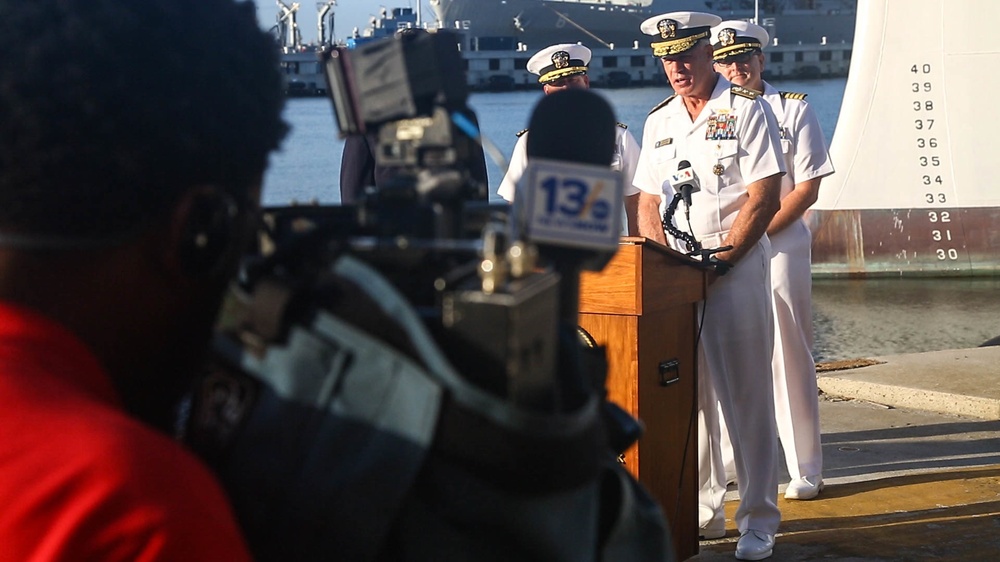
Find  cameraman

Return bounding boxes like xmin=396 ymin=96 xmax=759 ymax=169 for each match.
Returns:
xmin=0 ymin=0 xmax=285 ymax=559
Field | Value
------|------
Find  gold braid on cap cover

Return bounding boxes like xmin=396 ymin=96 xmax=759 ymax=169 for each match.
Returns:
xmin=713 ymin=40 xmax=762 ymax=61
xmin=651 ymin=30 xmax=710 ymax=57
xmin=537 ymin=50 xmax=588 ymax=83
xmin=539 ymin=65 xmax=588 ymax=84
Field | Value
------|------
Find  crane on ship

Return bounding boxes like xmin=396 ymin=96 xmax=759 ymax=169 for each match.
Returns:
xmin=543 ymin=6 xmax=613 ymax=49
xmin=273 ymin=1 xmax=303 ymax=51
xmin=317 ymin=1 xmax=337 ymax=46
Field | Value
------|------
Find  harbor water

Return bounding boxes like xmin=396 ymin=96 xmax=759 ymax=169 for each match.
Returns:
xmin=261 ymin=78 xmax=847 ymax=205
xmin=261 ymin=79 xmax=1000 ymax=362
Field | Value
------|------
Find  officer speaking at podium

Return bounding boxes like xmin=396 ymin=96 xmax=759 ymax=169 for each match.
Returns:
xmin=632 ymin=11 xmax=786 ymax=561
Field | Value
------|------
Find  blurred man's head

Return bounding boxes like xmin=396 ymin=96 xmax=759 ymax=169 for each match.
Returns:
xmin=0 ymin=0 xmax=288 ymax=428
xmin=711 ymin=20 xmax=769 ymax=91
xmin=527 ymin=43 xmax=592 ymax=94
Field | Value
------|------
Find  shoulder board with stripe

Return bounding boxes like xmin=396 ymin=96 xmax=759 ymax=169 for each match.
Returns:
xmin=731 ymin=85 xmax=761 ymax=99
xmin=780 ymin=91 xmax=808 ymax=100
xmin=617 ymin=122 xmax=628 ymax=130
xmin=515 ymin=128 xmax=529 ymax=138
xmin=648 ymin=95 xmax=676 ymax=115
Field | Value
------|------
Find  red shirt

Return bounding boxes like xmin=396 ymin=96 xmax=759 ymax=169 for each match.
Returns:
xmin=0 ymin=302 xmax=252 ymax=561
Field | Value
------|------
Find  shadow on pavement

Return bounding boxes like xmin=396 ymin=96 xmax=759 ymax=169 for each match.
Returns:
xmin=694 ymin=466 xmax=1000 ymax=561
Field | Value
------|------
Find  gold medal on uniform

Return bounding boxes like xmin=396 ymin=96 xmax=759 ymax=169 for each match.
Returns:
xmin=713 ymin=163 xmax=724 ymax=176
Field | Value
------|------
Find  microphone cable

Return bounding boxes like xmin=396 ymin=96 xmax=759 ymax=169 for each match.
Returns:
xmin=660 ymin=192 xmax=699 ymax=253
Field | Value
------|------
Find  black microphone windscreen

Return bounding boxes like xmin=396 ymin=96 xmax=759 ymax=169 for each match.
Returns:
xmin=525 ymin=89 xmax=616 ymax=167
xmin=678 ymin=160 xmax=692 ymax=170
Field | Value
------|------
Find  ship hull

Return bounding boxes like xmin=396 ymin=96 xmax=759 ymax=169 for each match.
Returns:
xmin=809 ymin=208 xmax=1000 ymax=277
xmin=814 ymin=0 xmax=1000 ymax=278
xmin=431 ymin=0 xmax=855 ymax=49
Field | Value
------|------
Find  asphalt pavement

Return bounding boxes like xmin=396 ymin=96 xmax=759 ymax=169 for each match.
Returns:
xmin=690 ymin=345 xmax=1000 ymax=561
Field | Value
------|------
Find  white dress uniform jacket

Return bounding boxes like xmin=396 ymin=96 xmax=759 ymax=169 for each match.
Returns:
xmin=633 ymin=74 xmax=785 ymax=536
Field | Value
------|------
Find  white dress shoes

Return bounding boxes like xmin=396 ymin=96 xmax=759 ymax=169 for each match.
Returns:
xmin=699 ymin=506 xmax=726 ymax=539
xmin=784 ymin=475 xmax=824 ymax=500
xmin=735 ymin=530 xmax=774 ymax=560
xmin=698 ymin=518 xmax=726 ymax=540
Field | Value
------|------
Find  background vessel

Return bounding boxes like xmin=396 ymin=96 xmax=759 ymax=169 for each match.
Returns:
xmin=430 ymin=0 xmax=856 ymax=50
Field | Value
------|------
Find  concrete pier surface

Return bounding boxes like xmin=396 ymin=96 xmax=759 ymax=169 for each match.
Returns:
xmin=692 ymin=345 xmax=1000 ymax=561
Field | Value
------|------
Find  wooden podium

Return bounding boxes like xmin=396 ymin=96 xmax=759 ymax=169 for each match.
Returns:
xmin=579 ymin=237 xmax=705 ymax=561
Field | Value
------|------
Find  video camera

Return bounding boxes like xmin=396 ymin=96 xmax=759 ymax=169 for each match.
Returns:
xmin=180 ymin=29 xmax=669 ymax=562
xmin=325 ymin=28 xmax=488 ymax=239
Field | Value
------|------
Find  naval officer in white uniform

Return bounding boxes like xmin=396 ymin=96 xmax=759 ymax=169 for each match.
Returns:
xmin=633 ymin=12 xmax=785 ymax=561
xmin=497 ymin=43 xmax=641 ymax=235
xmin=712 ymin=20 xmax=835 ymax=502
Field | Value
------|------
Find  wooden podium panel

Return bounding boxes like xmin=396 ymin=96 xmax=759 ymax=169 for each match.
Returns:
xmin=579 ymin=237 xmax=705 ymax=561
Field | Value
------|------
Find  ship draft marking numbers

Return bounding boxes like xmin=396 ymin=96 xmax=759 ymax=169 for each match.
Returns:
xmin=909 ymin=62 xmax=959 ymax=262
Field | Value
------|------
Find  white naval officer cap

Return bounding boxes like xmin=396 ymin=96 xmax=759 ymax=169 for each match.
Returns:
xmin=526 ymin=43 xmax=591 ymax=84
xmin=640 ymin=12 xmax=722 ymax=58
xmin=711 ymin=20 xmax=769 ymax=63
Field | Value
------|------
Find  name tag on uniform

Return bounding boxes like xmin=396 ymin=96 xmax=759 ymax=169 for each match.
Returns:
xmin=705 ymin=112 xmax=738 ymax=141
xmin=655 ymin=137 xmax=673 ymax=148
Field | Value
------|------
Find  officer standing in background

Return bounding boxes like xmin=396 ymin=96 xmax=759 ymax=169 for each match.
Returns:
xmin=498 ymin=43 xmax=641 ymax=235
xmin=633 ymin=12 xmax=785 ymax=560
xmin=711 ymin=20 xmax=835 ymax=501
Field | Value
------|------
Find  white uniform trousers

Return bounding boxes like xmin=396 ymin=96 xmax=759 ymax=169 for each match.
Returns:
xmin=716 ymin=219 xmax=823 ymax=486
xmin=697 ymin=238 xmax=780 ymax=535
xmin=769 ymin=218 xmax=823 ymax=479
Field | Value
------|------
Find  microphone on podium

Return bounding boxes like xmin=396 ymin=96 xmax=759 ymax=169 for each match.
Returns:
xmin=671 ymin=159 xmax=701 ymax=210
